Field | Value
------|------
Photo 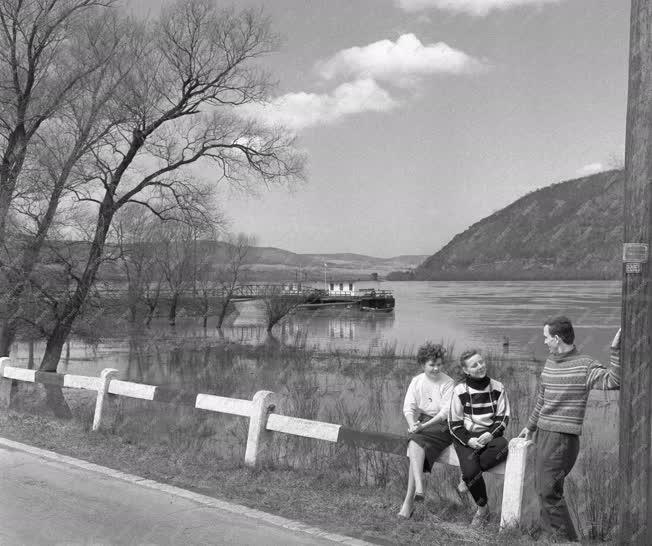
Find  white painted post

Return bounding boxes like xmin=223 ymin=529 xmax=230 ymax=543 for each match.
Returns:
xmin=244 ymin=390 xmax=278 ymax=467
xmin=92 ymin=368 xmax=119 ymax=431
xmin=0 ymin=357 xmax=11 ymax=409
xmin=500 ymin=437 xmax=533 ymax=529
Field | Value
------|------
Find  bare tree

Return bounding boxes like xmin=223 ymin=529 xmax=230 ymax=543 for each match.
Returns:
xmin=156 ymin=222 xmax=208 ymax=327
xmin=0 ymin=7 xmax=136 ymax=355
xmin=37 ymin=0 xmax=305 ymax=372
xmin=213 ymin=233 xmax=254 ymax=329
xmin=260 ymin=285 xmax=311 ymax=334
xmin=0 ymin=0 xmax=119 ymax=246
xmin=112 ymin=206 xmax=160 ymax=324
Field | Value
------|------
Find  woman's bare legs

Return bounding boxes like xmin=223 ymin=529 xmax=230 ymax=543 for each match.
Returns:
xmin=398 ymin=464 xmax=416 ymax=517
xmin=408 ymin=440 xmax=426 ymax=499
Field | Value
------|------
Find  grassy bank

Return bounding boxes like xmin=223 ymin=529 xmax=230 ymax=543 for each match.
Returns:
xmin=0 ymin=342 xmax=619 ymax=544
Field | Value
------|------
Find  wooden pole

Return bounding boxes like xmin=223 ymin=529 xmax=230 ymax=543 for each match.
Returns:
xmin=619 ymin=2 xmax=652 ymax=544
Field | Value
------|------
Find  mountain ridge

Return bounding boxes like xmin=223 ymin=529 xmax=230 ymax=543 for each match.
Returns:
xmin=412 ymin=170 xmax=624 ymax=280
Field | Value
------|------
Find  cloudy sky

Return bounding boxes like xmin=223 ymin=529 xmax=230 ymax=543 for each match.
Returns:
xmin=135 ymin=0 xmax=628 ymax=257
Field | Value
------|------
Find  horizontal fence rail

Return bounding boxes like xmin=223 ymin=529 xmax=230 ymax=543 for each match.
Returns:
xmin=0 ymin=357 xmax=531 ymax=528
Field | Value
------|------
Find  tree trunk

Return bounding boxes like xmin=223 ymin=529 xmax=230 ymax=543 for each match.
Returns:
xmin=0 ymin=266 xmax=30 ymax=355
xmin=0 ymin=175 xmax=72 ymax=355
xmin=168 ymin=293 xmax=178 ymax=326
xmin=45 ymin=384 xmax=73 ymax=419
xmin=0 ymin=128 xmax=28 ymax=246
xmin=39 ymin=196 xmax=115 ymax=376
xmin=0 ymin=183 xmax=13 ymax=245
xmin=127 ymin=288 xmax=139 ymax=323
xmin=145 ymin=303 xmax=156 ymax=326
xmin=216 ymin=297 xmax=232 ymax=329
xmin=39 ymin=323 xmax=74 ymax=419
xmin=27 ymin=340 xmax=35 ymax=370
xmin=40 ymin=320 xmax=71 ymax=372
xmin=0 ymin=320 xmax=16 ymax=356
xmin=201 ymin=293 xmax=209 ymax=328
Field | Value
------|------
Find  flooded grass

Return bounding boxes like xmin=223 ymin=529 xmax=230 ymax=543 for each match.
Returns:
xmin=1 ymin=341 xmax=619 ymax=544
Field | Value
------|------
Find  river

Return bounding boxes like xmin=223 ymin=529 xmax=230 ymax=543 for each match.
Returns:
xmin=10 ymin=280 xmax=621 ymax=376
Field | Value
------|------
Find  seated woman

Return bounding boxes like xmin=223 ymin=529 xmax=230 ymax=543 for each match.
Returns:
xmin=399 ymin=342 xmax=454 ymax=518
xmin=449 ymin=349 xmax=510 ymax=527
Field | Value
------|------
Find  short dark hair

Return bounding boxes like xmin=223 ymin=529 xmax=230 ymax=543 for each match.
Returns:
xmin=459 ymin=349 xmax=480 ymax=368
xmin=416 ymin=342 xmax=446 ymax=364
xmin=545 ymin=315 xmax=575 ymax=344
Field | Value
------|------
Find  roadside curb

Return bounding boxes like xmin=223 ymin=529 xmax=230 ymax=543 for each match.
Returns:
xmin=0 ymin=436 xmax=374 ymax=546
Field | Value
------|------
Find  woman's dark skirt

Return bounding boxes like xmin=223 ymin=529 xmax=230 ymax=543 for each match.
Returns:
xmin=408 ymin=413 xmax=453 ymax=473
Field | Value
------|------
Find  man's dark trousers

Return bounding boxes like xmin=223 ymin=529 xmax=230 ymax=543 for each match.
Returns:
xmin=535 ymin=429 xmax=580 ymax=541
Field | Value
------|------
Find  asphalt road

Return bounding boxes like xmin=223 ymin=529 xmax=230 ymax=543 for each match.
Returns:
xmin=0 ymin=441 xmax=355 ymax=546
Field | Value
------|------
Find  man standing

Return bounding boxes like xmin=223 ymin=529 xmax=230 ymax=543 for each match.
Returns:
xmin=519 ymin=316 xmax=621 ymax=542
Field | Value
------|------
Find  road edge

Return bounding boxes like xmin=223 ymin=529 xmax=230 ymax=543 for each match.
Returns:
xmin=0 ymin=436 xmax=374 ymax=546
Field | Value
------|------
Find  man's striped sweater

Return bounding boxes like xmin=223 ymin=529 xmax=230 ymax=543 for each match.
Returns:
xmin=526 ymin=347 xmax=620 ymax=436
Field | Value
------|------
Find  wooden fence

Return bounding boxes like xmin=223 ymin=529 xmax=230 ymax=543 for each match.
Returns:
xmin=0 ymin=357 xmax=532 ymax=529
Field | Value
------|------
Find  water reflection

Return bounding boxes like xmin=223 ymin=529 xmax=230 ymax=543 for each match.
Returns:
xmin=219 ymin=304 xmax=395 ymax=351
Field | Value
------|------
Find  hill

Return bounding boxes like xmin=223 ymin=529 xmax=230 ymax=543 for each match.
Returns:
xmin=112 ymin=241 xmax=427 ymax=282
xmin=241 ymin=247 xmax=428 ymax=281
xmin=414 ymin=170 xmax=624 ymax=280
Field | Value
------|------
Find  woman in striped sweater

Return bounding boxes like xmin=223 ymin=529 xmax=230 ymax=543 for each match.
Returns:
xmin=449 ymin=349 xmax=510 ymax=527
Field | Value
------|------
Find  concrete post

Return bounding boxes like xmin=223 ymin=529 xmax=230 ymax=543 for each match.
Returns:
xmin=0 ymin=357 xmax=11 ymax=409
xmin=500 ymin=437 xmax=533 ymax=529
xmin=92 ymin=368 xmax=119 ymax=431
xmin=244 ymin=390 xmax=277 ymax=467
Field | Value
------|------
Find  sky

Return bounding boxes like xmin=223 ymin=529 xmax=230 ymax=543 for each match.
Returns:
xmin=132 ymin=0 xmax=629 ymax=258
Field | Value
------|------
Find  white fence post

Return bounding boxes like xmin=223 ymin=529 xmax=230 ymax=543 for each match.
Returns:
xmin=500 ymin=437 xmax=533 ymax=529
xmin=0 ymin=357 xmax=11 ymax=409
xmin=244 ymin=390 xmax=278 ymax=467
xmin=92 ymin=368 xmax=119 ymax=431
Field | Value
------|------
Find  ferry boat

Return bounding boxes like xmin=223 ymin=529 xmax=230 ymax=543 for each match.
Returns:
xmin=299 ymin=281 xmax=395 ymax=311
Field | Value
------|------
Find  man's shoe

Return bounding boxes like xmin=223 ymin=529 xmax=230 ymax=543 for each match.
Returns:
xmin=470 ymin=508 xmax=490 ymax=528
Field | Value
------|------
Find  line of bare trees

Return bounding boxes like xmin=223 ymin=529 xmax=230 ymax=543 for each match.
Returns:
xmin=112 ymin=206 xmax=256 ymax=329
xmin=0 ymin=0 xmax=305 ymax=387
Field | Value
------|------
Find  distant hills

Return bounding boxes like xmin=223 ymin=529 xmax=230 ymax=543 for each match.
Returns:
xmin=409 ymin=170 xmax=624 ymax=280
xmin=190 ymin=242 xmax=428 ymax=281
xmin=245 ymin=248 xmax=429 ymax=281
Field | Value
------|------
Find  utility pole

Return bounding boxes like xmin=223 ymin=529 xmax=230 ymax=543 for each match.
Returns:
xmin=619 ymin=2 xmax=652 ymax=544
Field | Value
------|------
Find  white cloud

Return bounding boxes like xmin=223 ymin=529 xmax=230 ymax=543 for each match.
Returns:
xmin=396 ymin=0 xmax=563 ymax=16
xmin=241 ymin=79 xmax=398 ymax=131
xmin=316 ymin=34 xmax=485 ymax=86
xmin=577 ymin=163 xmax=604 ymax=176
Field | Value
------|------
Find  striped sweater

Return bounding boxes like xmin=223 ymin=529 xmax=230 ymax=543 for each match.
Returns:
xmin=526 ymin=347 xmax=620 ymax=436
xmin=449 ymin=376 xmax=510 ymax=446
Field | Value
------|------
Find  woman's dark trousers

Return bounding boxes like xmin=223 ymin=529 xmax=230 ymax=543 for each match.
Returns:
xmin=453 ymin=436 xmax=509 ymax=506
xmin=534 ymin=429 xmax=580 ymax=542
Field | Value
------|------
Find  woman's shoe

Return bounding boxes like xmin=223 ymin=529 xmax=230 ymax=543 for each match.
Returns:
xmin=413 ymin=492 xmax=425 ymax=502
xmin=456 ymin=479 xmax=469 ymax=503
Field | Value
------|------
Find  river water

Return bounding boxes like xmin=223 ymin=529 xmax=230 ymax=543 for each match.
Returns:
xmin=10 ymin=280 xmax=621 ymax=377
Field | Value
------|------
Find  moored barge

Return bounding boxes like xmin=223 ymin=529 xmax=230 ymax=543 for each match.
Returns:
xmin=298 ymin=281 xmax=395 ymax=311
